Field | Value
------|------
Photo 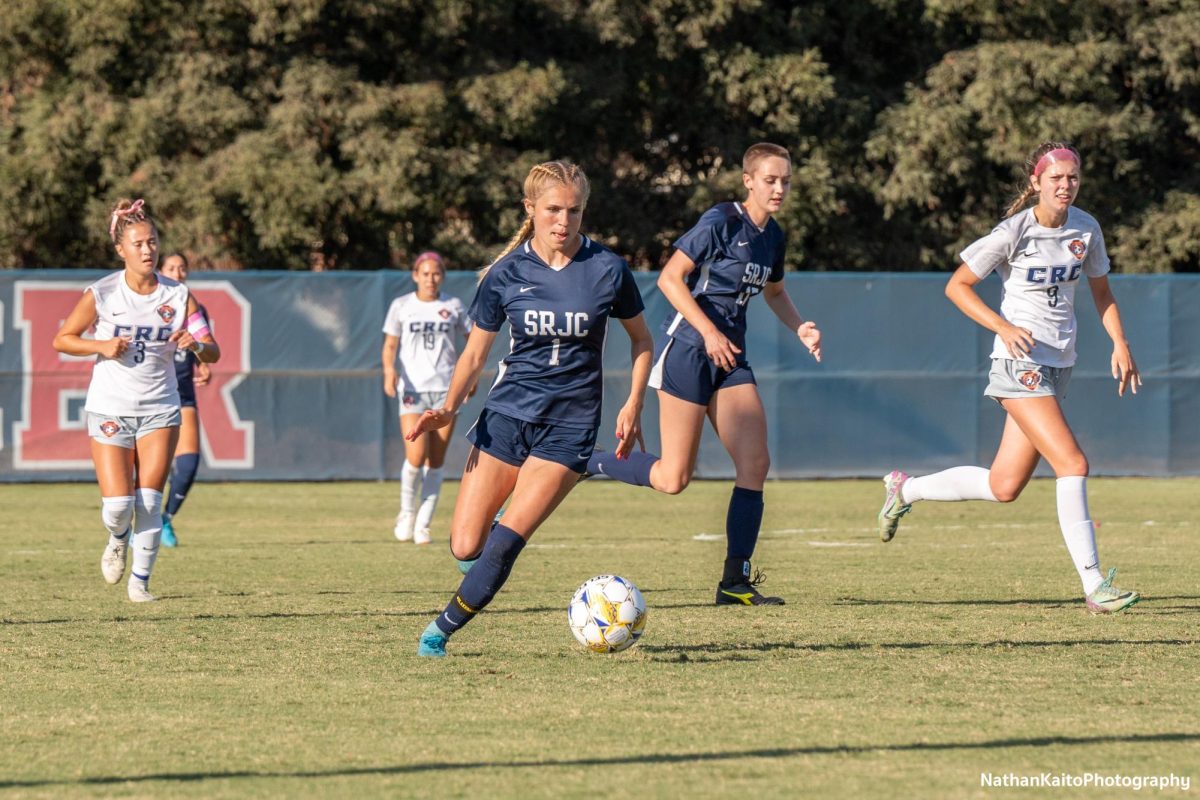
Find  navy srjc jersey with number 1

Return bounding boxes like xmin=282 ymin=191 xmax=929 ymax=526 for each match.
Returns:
xmin=470 ymin=235 xmax=645 ymax=429
xmin=663 ymin=201 xmax=786 ymax=351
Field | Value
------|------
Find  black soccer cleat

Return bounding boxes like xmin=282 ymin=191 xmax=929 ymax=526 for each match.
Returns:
xmin=715 ymin=568 xmax=785 ymax=606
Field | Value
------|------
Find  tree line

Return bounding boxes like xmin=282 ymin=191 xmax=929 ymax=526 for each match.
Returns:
xmin=1 ymin=0 xmax=1196 ymax=272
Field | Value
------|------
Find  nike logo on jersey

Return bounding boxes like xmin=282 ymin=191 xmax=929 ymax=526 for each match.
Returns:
xmin=519 ymin=286 xmax=535 ymax=293
xmin=111 ymin=311 xmax=125 ymax=316
xmin=737 ymin=240 xmax=749 ymax=247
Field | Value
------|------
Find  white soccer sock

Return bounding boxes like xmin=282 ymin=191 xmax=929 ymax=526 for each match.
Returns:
xmin=101 ymin=496 xmax=135 ymax=545
xmin=400 ymin=462 xmax=421 ymax=516
xmin=901 ymin=466 xmax=997 ymax=504
xmin=130 ymin=488 xmax=163 ymax=584
xmin=1056 ymin=476 xmax=1104 ymax=595
xmin=416 ymin=467 xmax=444 ymax=531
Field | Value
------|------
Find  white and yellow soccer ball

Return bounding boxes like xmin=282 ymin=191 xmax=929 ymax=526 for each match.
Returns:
xmin=567 ymin=574 xmax=647 ymax=653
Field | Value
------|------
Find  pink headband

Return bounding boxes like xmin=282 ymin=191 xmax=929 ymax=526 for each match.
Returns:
xmin=413 ymin=250 xmax=443 ymax=269
xmin=109 ymin=199 xmax=146 ymax=240
xmin=1033 ymin=148 xmax=1079 ymax=177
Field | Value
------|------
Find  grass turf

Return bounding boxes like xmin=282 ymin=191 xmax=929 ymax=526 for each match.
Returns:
xmin=1 ymin=478 xmax=1197 ymax=798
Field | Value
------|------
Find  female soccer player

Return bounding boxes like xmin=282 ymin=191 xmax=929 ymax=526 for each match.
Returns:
xmin=877 ymin=142 xmax=1141 ymax=614
xmin=407 ymin=160 xmax=653 ymax=657
xmin=53 ymin=200 xmax=221 ymax=602
xmin=381 ymin=250 xmax=472 ymax=544
xmin=587 ymin=142 xmax=822 ymax=606
xmin=158 ymin=252 xmax=211 ymax=547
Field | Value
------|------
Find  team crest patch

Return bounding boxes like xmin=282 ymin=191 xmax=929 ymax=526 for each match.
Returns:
xmin=1068 ymin=239 xmax=1086 ymax=259
xmin=100 ymin=420 xmax=120 ymax=437
xmin=438 ymin=308 xmax=451 ymax=320
xmin=157 ymin=304 xmax=176 ymax=323
xmin=1018 ymin=370 xmax=1043 ymax=391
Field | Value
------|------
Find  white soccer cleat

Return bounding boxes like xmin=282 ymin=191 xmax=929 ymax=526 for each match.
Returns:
xmin=414 ymin=527 xmax=432 ymax=545
xmin=127 ymin=580 xmax=157 ymax=603
xmin=394 ymin=512 xmax=415 ymax=542
xmin=101 ymin=539 xmax=128 ymax=584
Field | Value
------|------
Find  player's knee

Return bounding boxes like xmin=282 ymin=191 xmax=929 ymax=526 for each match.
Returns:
xmin=655 ymin=470 xmax=691 ymax=495
xmin=101 ymin=496 xmax=135 ymax=534
xmin=736 ymin=452 xmax=770 ymax=484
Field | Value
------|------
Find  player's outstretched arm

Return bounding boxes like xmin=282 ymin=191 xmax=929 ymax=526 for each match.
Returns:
xmin=762 ymin=280 xmax=821 ymax=362
xmin=406 ymin=326 xmax=497 ymax=440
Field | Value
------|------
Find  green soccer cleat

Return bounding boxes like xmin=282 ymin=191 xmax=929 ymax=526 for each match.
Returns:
xmin=417 ymin=620 xmax=448 ymax=657
xmin=877 ymin=469 xmax=912 ymax=543
xmin=1086 ymin=568 xmax=1140 ymax=614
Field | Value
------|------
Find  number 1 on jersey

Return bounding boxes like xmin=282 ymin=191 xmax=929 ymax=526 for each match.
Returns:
xmin=549 ymin=338 xmax=560 ymax=366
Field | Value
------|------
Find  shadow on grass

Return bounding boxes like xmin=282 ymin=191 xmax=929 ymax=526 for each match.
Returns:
xmin=0 ymin=600 xmax=716 ymax=627
xmin=639 ymin=637 xmax=1198 ymax=661
xmin=2 ymin=731 xmax=1197 ymax=789
xmin=836 ymin=595 xmax=1200 ymax=607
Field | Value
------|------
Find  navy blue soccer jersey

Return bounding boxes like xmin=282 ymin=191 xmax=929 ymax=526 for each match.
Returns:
xmin=470 ymin=235 xmax=645 ymax=429
xmin=663 ymin=201 xmax=786 ymax=350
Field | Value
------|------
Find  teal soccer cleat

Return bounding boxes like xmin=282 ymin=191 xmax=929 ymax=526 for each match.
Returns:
xmin=161 ymin=515 xmax=177 ymax=548
xmin=417 ymin=620 xmax=448 ymax=657
xmin=1086 ymin=568 xmax=1140 ymax=614
xmin=877 ymin=470 xmax=912 ymax=543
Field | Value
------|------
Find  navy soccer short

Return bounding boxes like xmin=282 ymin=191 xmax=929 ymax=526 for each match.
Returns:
xmin=467 ymin=409 xmax=598 ymax=474
xmin=177 ymin=374 xmax=197 ymax=408
xmin=647 ymin=336 xmax=756 ymax=406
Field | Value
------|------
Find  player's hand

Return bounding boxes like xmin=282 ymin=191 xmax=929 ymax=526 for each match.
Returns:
xmin=194 ymin=362 xmax=212 ymax=386
xmin=613 ymin=402 xmax=645 ymax=460
xmin=170 ymin=329 xmax=197 ymax=352
xmin=383 ymin=369 xmax=397 ymax=398
xmin=98 ymin=337 xmax=131 ymax=359
xmin=702 ymin=329 xmax=742 ymax=372
xmin=797 ymin=320 xmax=822 ymax=363
xmin=1112 ymin=344 xmax=1141 ymax=397
xmin=405 ymin=408 xmax=452 ymax=440
xmin=998 ymin=323 xmax=1036 ymax=360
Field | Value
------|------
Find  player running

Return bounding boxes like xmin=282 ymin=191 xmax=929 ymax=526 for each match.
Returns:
xmin=408 ymin=160 xmax=653 ymax=657
xmin=382 ymin=250 xmax=472 ymax=544
xmin=53 ymin=199 xmax=221 ymax=602
xmin=877 ymin=142 xmax=1141 ymax=614
xmin=586 ymin=143 xmax=822 ymax=607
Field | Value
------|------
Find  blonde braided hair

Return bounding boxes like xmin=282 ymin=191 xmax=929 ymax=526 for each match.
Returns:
xmin=479 ymin=160 xmax=590 ymax=282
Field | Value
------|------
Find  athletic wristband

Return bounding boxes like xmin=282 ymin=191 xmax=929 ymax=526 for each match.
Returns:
xmin=186 ymin=311 xmax=211 ymax=340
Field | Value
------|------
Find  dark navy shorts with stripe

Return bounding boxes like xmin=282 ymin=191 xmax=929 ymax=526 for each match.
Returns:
xmin=467 ymin=408 xmax=597 ymax=474
xmin=648 ymin=336 xmax=756 ymax=406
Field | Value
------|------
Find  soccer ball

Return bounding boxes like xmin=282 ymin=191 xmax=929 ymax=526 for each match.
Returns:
xmin=567 ymin=575 xmax=647 ymax=653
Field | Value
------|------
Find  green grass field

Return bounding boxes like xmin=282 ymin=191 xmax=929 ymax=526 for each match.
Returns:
xmin=2 ymin=479 xmax=1197 ymax=799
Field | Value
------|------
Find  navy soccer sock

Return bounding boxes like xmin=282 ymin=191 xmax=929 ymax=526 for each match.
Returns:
xmin=587 ymin=450 xmax=658 ymax=487
xmin=723 ymin=486 xmax=764 ymax=585
xmin=166 ymin=453 xmax=200 ymax=517
xmin=435 ymin=525 xmax=526 ymax=635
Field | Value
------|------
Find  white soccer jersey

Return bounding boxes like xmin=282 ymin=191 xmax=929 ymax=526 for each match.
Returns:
xmin=382 ymin=292 xmax=471 ymax=393
xmin=961 ymin=206 xmax=1110 ymax=368
xmin=84 ymin=271 xmax=190 ymax=416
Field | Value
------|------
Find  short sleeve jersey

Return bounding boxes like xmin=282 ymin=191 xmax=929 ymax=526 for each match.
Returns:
xmin=382 ymin=292 xmax=471 ymax=394
xmin=173 ymin=301 xmax=209 ymax=391
xmin=663 ymin=201 xmax=786 ymax=350
xmin=470 ymin=235 xmax=645 ymax=429
xmin=960 ymin=206 xmax=1110 ymax=368
xmin=85 ymin=271 xmax=190 ymax=416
